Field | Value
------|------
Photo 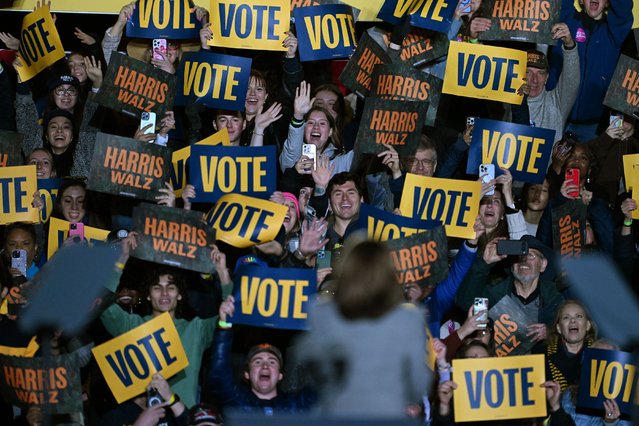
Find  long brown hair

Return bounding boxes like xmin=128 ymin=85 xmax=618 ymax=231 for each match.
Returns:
xmin=334 ymin=240 xmax=403 ymax=320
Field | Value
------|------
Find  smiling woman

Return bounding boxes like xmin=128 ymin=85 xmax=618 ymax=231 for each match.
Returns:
xmin=41 ymin=109 xmax=78 ymax=177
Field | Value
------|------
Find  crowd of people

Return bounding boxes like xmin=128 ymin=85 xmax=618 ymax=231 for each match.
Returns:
xmin=0 ymin=0 xmax=638 ymax=425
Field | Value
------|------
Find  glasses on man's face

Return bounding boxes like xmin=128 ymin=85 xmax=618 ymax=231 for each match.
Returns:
xmin=406 ymin=157 xmax=435 ymax=169
xmin=55 ymin=88 xmax=78 ymax=97
xmin=521 ymin=251 xmax=541 ymax=261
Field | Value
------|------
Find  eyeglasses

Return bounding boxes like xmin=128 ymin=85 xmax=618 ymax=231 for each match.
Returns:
xmin=521 ymin=251 xmax=542 ymax=260
xmin=406 ymin=158 xmax=436 ymax=169
xmin=54 ymin=87 xmax=78 ymax=97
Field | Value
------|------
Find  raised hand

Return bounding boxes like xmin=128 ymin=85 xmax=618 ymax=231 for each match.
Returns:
xmin=74 ymin=27 xmax=96 ymax=45
xmin=293 ymin=81 xmax=314 ymax=121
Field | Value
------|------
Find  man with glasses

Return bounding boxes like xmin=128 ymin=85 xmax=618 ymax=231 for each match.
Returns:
xmin=382 ymin=135 xmax=439 ymax=208
xmin=455 ymin=235 xmax=566 ymax=352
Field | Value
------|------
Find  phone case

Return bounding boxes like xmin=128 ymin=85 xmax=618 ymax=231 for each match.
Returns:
xmin=610 ymin=114 xmax=623 ymax=129
xmin=473 ymin=297 xmax=489 ymax=328
xmin=302 ymin=144 xmax=317 ymax=171
xmin=316 ymin=249 xmax=332 ymax=269
xmin=11 ymin=250 xmax=27 ymax=276
xmin=497 ymin=240 xmax=528 ymax=256
xmin=69 ymin=223 xmax=85 ymax=240
xmin=479 ymin=164 xmax=495 ymax=195
xmin=152 ymin=39 xmax=167 ymax=62
xmin=140 ymin=112 xmax=157 ymax=135
xmin=565 ymin=168 xmax=580 ymax=197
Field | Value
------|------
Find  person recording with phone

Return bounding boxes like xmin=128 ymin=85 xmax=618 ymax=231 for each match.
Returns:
xmin=537 ymin=142 xmax=616 ymax=255
xmin=587 ymin=112 xmax=639 ymax=212
xmin=101 ymin=373 xmax=188 ymax=426
xmin=456 ymin=235 xmax=566 ymax=351
xmin=2 ymin=223 xmax=39 ymax=280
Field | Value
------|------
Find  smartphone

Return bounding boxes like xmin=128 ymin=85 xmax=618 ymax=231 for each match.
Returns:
xmin=610 ymin=113 xmax=624 ymax=129
xmin=473 ymin=297 xmax=489 ymax=328
xmin=460 ymin=0 xmax=472 ymax=13
xmin=497 ymin=240 xmax=529 ymax=256
xmin=147 ymin=387 xmax=163 ymax=407
xmin=479 ymin=163 xmax=495 ymax=196
xmin=316 ymin=249 xmax=332 ymax=269
xmin=69 ymin=222 xmax=85 ymax=240
xmin=556 ymin=135 xmax=576 ymax=157
xmin=11 ymin=250 xmax=27 ymax=277
xmin=152 ymin=38 xmax=167 ymax=62
xmin=466 ymin=116 xmax=475 ymax=126
xmin=302 ymin=144 xmax=317 ymax=171
xmin=565 ymin=168 xmax=580 ymax=197
xmin=140 ymin=111 xmax=157 ymax=136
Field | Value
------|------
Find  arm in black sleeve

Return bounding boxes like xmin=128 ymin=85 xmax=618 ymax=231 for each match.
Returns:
xmin=511 ymin=95 xmax=530 ymax=126
xmin=0 ymin=66 xmax=15 ymax=130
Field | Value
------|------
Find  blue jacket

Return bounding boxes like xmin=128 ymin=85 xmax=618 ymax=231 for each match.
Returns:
xmin=207 ymin=329 xmax=316 ymax=415
xmin=547 ymin=0 xmax=632 ymax=123
xmin=423 ymin=242 xmax=477 ymax=337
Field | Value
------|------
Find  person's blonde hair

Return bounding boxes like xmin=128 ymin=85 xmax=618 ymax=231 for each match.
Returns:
xmin=334 ymin=240 xmax=403 ymax=320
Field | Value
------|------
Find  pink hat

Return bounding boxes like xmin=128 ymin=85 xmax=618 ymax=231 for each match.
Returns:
xmin=281 ymin=192 xmax=300 ymax=219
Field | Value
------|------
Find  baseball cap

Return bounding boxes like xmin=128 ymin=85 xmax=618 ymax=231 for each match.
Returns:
xmin=48 ymin=74 xmax=81 ymax=93
xmin=246 ymin=343 xmax=283 ymax=368
xmin=43 ymin=109 xmax=75 ymax=129
xmin=188 ymin=403 xmax=223 ymax=425
xmin=526 ymin=50 xmax=548 ymax=69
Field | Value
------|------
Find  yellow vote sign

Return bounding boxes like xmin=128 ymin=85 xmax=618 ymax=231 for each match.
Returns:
xmin=399 ymin=174 xmax=481 ymax=239
xmin=204 ymin=193 xmax=287 ymax=248
xmin=443 ymin=41 xmax=526 ymax=105
xmin=342 ymin=0 xmax=384 ymax=21
xmin=92 ymin=313 xmax=189 ymax=403
xmin=6 ymin=0 xmax=208 ymax=14
xmin=170 ymin=128 xmax=231 ymax=197
xmin=623 ymin=153 xmax=639 ymax=220
xmin=16 ymin=6 xmax=66 ymax=82
xmin=0 ymin=165 xmax=39 ymax=225
xmin=47 ymin=218 xmax=110 ymax=260
xmin=453 ymin=354 xmax=547 ymax=422
xmin=209 ymin=0 xmax=289 ymax=51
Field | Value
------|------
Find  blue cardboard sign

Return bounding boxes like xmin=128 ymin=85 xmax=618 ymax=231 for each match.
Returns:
xmin=127 ymin=0 xmax=203 ymax=39
xmin=466 ymin=118 xmax=554 ymax=184
xmin=577 ymin=348 xmax=639 ymax=415
xmin=232 ymin=267 xmax=317 ymax=330
xmin=37 ymin=178 xmax=62 ymax=224
xmin=409 ymin=0 xmax=456 ymax=33
xmin=189 ymin=145 xmax=277 ymax=203
xmin=293 ymin=4 xmax=357 ymax=62
xmin=376 ymin=0 xmax=455 ymax=34
xmin=173 ymin=51 xmax=252 ymax=110
xmin=358 ymin=203 xmax=440 ymax=241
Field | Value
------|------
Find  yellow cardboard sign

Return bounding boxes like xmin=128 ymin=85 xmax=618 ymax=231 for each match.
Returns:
xmin=92 ymin=313 xmax=189 ymax=403
xmin=46 ymin=217 xmax=110 ymax=259
xmin=443 ymin=41 xmax=526 ymax=105
xmin=623 ymin=154 xmax=639 ymax=220
xmin=0 ymin=165 xmax=39 ymax=225
xmin=209 ymin=0 xmax=289 ymax=51
xmin=452 ymin=354 xmax=547 ymax=422
xmin=623 ymin=153 xmax=639 ymax=191
xmin=342 ymin=0 xmax=384 ymax=21
xmin=6 ymin=0 xmax=207 ymax=13
xmin=399 ymin=174 xmax=481 ymax=239
xmin=171 ymin=128 xmax=230 ymax=197
xmin=16 ymin=6 xmax=66 ymax=82
xmin=204 ymin=193 xmax=287 ymax=248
